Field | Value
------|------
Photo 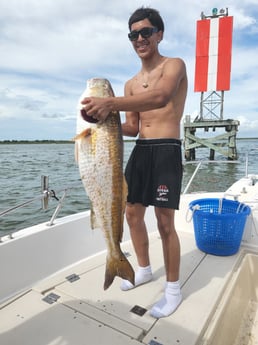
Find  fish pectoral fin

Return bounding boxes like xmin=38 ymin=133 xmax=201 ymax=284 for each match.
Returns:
xmin=73 ymin=128 xmax=92 ymax=141
xmin=104 ymin=248 xmax=135 ymax=290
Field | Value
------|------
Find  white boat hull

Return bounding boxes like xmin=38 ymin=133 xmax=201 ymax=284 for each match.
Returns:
xmin=1 ymin=175 xmax=258 ymax=344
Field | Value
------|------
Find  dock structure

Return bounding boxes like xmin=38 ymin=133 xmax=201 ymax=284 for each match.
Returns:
xmin=184 ymin=115 xmax=239 ymax=161
xmin=185 ymin=8 xmax=239 ymax=161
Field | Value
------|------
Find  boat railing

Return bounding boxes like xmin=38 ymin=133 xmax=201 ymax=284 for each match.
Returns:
xmin=182 ymin=160 xmax=239 ymax=194
xmin=0 ymin=176 xmax=83 ymax=240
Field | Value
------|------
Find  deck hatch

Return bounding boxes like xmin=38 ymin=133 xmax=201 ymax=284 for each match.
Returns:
xmin=42 ymin=292 xmax=61 ymax=304
xmin=130 ymin=305 xmax=147 ymax=316
xmin=66 ymin=273 xmax=80 ymax=283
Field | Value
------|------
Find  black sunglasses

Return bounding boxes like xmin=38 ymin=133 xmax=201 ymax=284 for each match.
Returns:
xmin=128 ymin=27 xmax=159 ymax=41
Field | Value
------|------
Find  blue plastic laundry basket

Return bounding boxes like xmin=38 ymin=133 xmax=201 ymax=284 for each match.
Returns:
xmin=189 ymin=198 xmax=251 ymax=256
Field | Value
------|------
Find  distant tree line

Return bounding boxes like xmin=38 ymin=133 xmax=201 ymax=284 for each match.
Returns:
xmin=0 ymin=139 xmax=137 ymax=144
xmin=0 ymin=140 xmax=73 ymax=144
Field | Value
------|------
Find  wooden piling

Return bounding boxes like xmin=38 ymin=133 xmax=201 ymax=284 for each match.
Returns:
xmin=184 ymin=117 xmax=239 ymax=161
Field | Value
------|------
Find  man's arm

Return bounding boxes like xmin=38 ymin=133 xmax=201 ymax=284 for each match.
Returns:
xmin=81 ymin=58 xmax=186 ymax=121
xmin=121 ymin=80 xmax=139 ymax=137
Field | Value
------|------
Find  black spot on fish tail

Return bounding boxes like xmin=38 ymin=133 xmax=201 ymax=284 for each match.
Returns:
xmin=103 ymin=250 xmax=135 ymax=290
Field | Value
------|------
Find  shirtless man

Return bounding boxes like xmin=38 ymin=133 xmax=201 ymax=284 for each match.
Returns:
xmin=81 ymin=7 xmax=187 ymax=318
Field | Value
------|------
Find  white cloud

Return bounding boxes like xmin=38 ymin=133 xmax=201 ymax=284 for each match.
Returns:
xmin=0 ymin=0 xmax=257 ymax=139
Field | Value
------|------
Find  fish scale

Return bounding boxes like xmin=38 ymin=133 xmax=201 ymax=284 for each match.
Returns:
xmin=74 ymin=78 xmax=135 ymax=290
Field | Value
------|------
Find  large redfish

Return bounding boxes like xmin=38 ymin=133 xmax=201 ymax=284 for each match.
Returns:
xmin=74 ymin=78 xmax=134 ymax=290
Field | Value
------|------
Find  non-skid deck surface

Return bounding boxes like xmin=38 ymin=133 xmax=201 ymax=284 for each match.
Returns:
xmin=0 ymin=231 xmax=243 ymax=345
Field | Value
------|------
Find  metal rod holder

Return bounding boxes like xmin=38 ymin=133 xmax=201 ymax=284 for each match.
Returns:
xmin=47 ymin=190 xmax=68 ymax=226
xmin=41 ymin=175 xmax=49 ymax=210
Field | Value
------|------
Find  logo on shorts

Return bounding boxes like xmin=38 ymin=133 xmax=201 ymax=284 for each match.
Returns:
xmin=156 ymin=185 xmax=169 ymax=202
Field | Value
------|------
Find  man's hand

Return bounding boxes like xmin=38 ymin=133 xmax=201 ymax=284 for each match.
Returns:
xmin=81 ymin=97 xmax=111 ymax=122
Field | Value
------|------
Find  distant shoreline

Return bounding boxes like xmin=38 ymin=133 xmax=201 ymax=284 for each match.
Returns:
xmin=0 ymin=138 xmax=257 ymax=144
xmin=0 ymin=140 xmax=74 ymax=144
xmin=0 ymin=139 xmax=137 ymax=144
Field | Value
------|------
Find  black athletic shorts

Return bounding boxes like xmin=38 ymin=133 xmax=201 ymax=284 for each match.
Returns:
xmin=125 ymin=138 xmax=183 ymax=209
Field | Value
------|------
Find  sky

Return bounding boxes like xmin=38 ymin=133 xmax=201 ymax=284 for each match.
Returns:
xmin=0 ymin=0 xmax=257 ymax=140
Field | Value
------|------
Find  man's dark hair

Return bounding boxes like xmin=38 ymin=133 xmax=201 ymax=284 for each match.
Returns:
xmin=128 ymin=7 xmax=164 ymax=32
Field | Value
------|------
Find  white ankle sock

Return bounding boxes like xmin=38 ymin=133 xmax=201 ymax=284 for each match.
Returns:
xmin=120 ymin=265 xmax=152 ymax=291
xmin=150 ymin=281 xmax=182 ymax=318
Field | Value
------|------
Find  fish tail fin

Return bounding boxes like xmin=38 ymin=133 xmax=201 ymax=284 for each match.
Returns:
xmin=104 ymin=249 xmax=135 ymax=290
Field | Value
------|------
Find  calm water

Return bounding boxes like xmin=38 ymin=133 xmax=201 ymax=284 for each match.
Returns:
xmin=0 ymin=139 xmax=257 ymax=235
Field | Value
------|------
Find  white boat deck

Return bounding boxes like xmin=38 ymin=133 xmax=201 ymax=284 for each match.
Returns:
xmin=1 ymin=174 xmax=258 ymax=345
xmin=0 ymin=228 xmax=248 ymax=345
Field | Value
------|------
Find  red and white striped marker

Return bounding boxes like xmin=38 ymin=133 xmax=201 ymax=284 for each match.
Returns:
xmin=194 ymin=16 xmax=233 ymax=92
